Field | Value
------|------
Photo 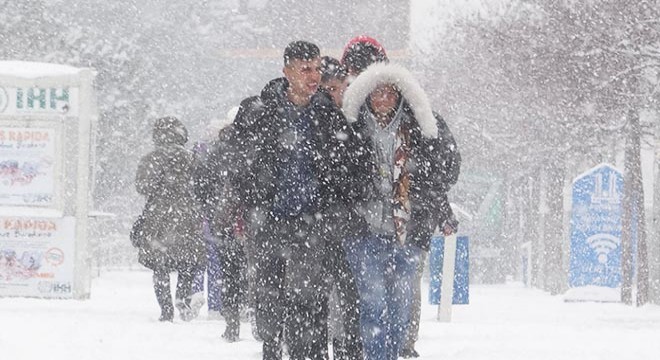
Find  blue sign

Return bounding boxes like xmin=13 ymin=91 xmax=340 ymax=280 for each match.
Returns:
xmin=569 ymin=164 xmax=623 ymax=288
xmin=429 ymin=235 xmax=469 ymax=305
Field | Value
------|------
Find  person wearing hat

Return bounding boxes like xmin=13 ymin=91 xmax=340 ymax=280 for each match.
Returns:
xmin=341 ymin=35 xmax=389 ymax=78
xmin=341 ymin=61 xmax=461 ymax=360
xmin=134 ymin=116 xmax=207 ymax=322
xmin=342 ymin=35 xmax=460 ymax=358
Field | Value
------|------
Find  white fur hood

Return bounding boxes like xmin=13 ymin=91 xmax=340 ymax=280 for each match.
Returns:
xmin=342 ymin=62 xmax=438 ymax=138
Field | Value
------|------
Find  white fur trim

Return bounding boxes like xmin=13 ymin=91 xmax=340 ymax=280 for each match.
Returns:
xmin=342 ymin=62 xmax=438 ymax=138
xmin=205 ymin=106 xmax=240 ymax=139
xmin=226 ymin=106 xmax=239 ymax=123
xmin=216 ymin=106 xmax=240 ymax=131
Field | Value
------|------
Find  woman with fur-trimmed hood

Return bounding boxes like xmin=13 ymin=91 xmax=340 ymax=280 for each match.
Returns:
xmin=341 ymin=62 xmax=461 ymax=360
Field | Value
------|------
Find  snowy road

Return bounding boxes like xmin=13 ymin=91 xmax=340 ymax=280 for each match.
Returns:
xmin=1 ymin=270 xmax=659 ymax=360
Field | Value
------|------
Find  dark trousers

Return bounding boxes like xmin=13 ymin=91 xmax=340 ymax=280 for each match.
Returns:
xmin=153 ymin=267 xmax=194 ymax=317
xmin=287 ymin=299 xmax=329 ymax=360
xmin=256 ymin=215 xmax=329 ymax=360
xmin=326 ymin=241 xmax=364 ymax=360
xmin=404 ymin=251 xmax=427 ymax=351
xmin=218 ymin=236 xmax=248 ymax=335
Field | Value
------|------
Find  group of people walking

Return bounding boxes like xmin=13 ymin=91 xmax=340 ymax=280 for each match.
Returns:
xmin=132 ymin=36 xmax=461 ymax=360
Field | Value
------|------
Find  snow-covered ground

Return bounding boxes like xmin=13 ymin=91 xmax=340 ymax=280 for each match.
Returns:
xmin=1 ymin=270 xmax=659 ymax=360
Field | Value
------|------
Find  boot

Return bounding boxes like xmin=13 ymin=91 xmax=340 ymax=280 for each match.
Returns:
xmin=175 ymin=298 xmax=194 ymax=322
xmin=399 ymin=347 xmax=420 ymax=358
xmin=189 ymin=291 xmax=206 ymax=320
xmin=221 ymin=308 xmax=240 ymax=342
xmin=154 ymin=271 xmax=173 ymax=322
xmin=221 ymin=324 xmax=240 ymax=342
xmin=174 ymin=268 xmax=195 ymax=322
xmin=246 ymin=307 xmax=262 ymax=341
xmin=159 ymin=309 xmax=174 ymax=322
xmin=343 ymin=336 xmax=364 ymax=360
xmin=263 ymin=339 xmax=282 ymax=360
xmin=332 ymin=338 xmax=348 ymax=360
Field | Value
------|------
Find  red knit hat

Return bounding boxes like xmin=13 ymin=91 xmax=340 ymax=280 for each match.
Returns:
xmin=341 ymin=36 xmax=388 ymax=74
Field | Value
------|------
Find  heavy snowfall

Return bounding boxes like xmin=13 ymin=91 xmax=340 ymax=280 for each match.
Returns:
xmin=2 ymin=1 xmax=660 ymax=359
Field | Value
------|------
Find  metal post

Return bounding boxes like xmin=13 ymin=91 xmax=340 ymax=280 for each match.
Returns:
xmin=438 ymin=233 xmax=457 ymax=322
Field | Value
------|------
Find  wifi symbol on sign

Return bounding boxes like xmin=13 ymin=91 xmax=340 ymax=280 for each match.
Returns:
xmin=586 ymin=234 xmax=620 ymax=264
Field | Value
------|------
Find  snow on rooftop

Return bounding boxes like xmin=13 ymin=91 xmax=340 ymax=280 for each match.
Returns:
xmin=0 ymin=61 xmax=83 ymax=79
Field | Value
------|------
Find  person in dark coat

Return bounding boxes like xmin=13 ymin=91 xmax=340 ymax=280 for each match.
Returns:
xmin=341 ymin=62 xmax=461 ymax=360
xmin=189 ymin=120 xmax=228 ymax=321
xmin=230 ymin=40 xmax=330 ymax=360
xmin=134 ymin=116 xmax=207 ymax=322
xmin=196 ymin=107 xmax=262 ymax=342
xmin=316 ymin=56 xmax=366 ymax=360
xmin=195 ymin=108 xmax=251 ymax=342
xmin=225 ymin=41 xmax=385 ymax=360
xmin=342 ymin=35 xmax=461 ymax=358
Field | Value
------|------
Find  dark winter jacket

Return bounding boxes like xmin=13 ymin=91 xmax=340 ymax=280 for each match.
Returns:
xmin=230 ymin=79 xmax=371 ymax=306
xmin=231 ymin=78 xmax=370 ymax=225
xmin=135 ymin=117 xmax=207 ymax=271
xmin=307 ymin=89 xmax=375 ymax=241
xmin=194 ymin=126 xmax=241 ymax=239
xmin=343 ymin=63 xmax=461 ymax=251
xmin=229 ymin=79 xmax=285 ymax=215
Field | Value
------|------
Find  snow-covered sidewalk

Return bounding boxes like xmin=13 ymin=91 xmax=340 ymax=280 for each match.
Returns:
xmin=1 ymin=270 xmax=659 ymax=360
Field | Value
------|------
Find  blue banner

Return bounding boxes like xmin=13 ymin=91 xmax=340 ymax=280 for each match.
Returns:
xmin=429 ymin=235 xmax=469 ymax=305
xmin=569 ymin=164 xmax=623 ymax=288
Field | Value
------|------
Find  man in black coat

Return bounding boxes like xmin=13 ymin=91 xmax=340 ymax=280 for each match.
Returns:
xmin=230 ymin=41 xmax=362 ymax=360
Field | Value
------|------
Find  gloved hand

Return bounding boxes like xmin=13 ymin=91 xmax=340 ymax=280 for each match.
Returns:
xmin=442 ymin=216 xmax=459 ymax=236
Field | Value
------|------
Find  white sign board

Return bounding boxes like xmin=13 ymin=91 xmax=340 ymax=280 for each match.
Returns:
xmin=0 ymin=60 xmax=96 ymax=299
xmin=0 ymin=216 xmax=76 ymax=298
xmin=0 ymin=127 xmax=57 ymax=206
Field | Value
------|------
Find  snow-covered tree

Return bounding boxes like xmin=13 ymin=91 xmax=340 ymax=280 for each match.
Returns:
xmin=414 ymin=0 xmax=660 ymax=300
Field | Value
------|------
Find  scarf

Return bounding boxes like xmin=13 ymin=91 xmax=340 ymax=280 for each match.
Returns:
xmin=392 ymin=124 xmax=411 ymax=245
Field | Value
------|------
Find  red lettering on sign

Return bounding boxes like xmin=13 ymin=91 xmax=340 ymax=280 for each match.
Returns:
xmin=3 ymin=219 xmax=57 ymax=231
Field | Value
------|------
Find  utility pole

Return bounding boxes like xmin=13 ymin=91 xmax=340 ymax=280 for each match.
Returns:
xmin=622 ymin=106 xmax=649 ymax=305
xmin=622 ymin=110 xmax=635 ymax=305
xmin=543 ymin=155 xmax=566 ymax=295
xmin=631 ymin=109 xmax=649 ymax=306
xmin=652 ymin=112 xmax=660 ymax=304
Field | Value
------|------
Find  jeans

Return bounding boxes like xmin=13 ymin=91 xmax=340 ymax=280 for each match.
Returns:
xmin=343 ymin=234 xmax=422 ymax=360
